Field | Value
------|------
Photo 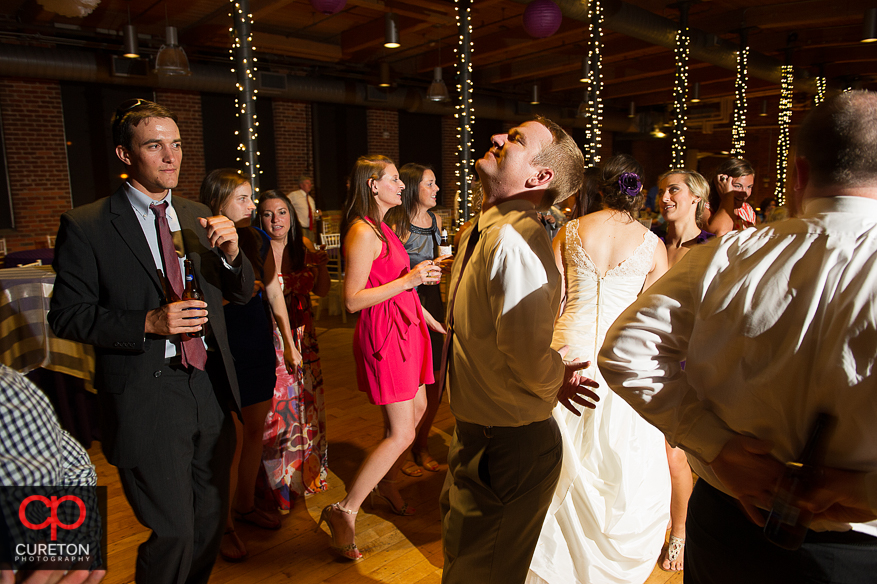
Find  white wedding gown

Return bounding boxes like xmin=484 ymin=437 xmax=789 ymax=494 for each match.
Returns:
xmin=526 ymin=221 xmax=671 ymax=584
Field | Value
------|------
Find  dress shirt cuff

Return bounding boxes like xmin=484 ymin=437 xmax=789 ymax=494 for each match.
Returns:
xmin=680 ymin=411 xmax=737 ymax=464
xmin=220 ymin=254 xmax=242 ymax=272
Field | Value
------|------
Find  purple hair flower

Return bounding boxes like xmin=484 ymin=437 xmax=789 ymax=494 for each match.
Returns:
xmin=618 ymin=172 xmax=642 ymax=198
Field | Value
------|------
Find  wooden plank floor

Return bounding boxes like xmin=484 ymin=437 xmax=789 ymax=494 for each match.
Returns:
xmin=88 ymin=310 xmax=683 ymax=584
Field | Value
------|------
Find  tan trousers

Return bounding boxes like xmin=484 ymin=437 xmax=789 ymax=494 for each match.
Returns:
xmin=440 ymin=417 xmax=562 ymax=584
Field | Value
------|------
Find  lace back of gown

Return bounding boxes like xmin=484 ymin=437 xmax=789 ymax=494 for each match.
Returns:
xmin=529 ymin=219 xmax=671 ymax=584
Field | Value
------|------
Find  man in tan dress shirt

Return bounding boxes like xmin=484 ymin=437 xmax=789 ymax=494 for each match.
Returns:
xmin=440 ymin=116 xmax=599 ymax=584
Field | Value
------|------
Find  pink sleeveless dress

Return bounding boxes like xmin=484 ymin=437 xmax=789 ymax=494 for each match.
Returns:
xmin=353 ymin=221 xmax=433 ymax=405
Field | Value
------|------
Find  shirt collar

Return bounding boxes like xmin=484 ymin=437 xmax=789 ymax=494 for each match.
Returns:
xmin=124 ymin=182 xmax=172 ymax=216
xmin=802 ymin=195 xmax=877 ymax=218
xmin=476 ymin=199 xmax=537 ymax=231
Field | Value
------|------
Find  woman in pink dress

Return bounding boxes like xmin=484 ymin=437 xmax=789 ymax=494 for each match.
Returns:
xmin=316 ymin=154 xmax=446 ymax=561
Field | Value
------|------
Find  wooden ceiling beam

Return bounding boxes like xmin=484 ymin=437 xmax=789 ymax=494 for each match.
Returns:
xmin=345 ymin=0 xmax=454 ymax=26
xmin=690 ymin=0 xmax=869 ymax=34
xmin=470 ymin=23 xmax=590 ymax=66
xmin=251 ymin=0 xmax=297 ymax=21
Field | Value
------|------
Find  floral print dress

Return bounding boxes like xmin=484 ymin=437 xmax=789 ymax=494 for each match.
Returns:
xmin=260 ymin=265 xmax=328 ymax=510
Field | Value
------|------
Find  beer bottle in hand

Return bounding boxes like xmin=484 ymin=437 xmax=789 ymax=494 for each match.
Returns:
xmin=763 ymin=412 xmax=834 ymax=550
xmin=438 ymin=228 xmax=452 ymax=257
xmin=182 ymin=258 xmax=204 ymax=338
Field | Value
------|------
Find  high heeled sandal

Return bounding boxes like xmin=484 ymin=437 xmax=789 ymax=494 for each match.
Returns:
xmin=316 ymin=503 xmax=362 ymax=561
xmin=370 ymin=480 xmax=416 ymax=516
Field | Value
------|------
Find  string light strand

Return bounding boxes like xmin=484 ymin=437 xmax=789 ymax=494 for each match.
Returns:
xmin=731 ymin=42 xmax=748 ymax=156
xmin=814 ymin=76 xmax=827 ymax=105
xmin=230 ymin=0 xmax=260 ymax=193
xmin=670 ymin=25 xmax=690 ymax=168
xmin=583 ymin=0 xmax=603 ymax=165
xmin=774 ymin=64 xmax=794 ymax=204
xmin=454 ymin=0 xmax=474 ymax=223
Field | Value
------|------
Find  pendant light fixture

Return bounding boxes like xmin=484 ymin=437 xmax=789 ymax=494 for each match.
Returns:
xmin=155 ymin=5 xmax=191 ymax=76
xmin=691 ymin=81 xmax=701 ymax=103
xmin=579 ymin=56 xmax=590 ymax=83
xmin=379 ymin=62 xmax=392 ymax=87
xmin=155 ymin=26 xmax=191 ymax=76
xmin=427 ymin=67 xmax=450 ymax=102
xmin=123 ymin=24 xmax=139 ymax=58
xmin=122 ymin=3 xmax=139 ymax=59
xmin=863 ymin=8 xmax=877 ymax=43
xmin=384 ymin=13 xmax=400 ymax=49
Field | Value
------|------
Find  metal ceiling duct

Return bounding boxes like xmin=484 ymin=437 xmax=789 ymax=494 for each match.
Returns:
xmin=0 ymin=44 xmax=636 ymax=130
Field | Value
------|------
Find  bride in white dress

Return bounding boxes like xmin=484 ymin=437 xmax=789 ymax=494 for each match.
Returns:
xmin=527 ymin=155 xmax=671 ymax=584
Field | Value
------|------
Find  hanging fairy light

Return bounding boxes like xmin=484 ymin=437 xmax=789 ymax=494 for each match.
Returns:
xmin=454 ymin=0 xmax=474 ymax=223
xmin=230 ymin=0 xmax=261 ymax=193
xmin=814 ymin=76 xmax=827 ymax=105
xmin=774 ymin=64 xmax=794 ymax=205
xmin=582 ymin=0 xmax=604 ymax=166
xmin=670 ymin=20 xmax=690 ymax=168
xmin=731 ymin=36 xmax=748 ymax=157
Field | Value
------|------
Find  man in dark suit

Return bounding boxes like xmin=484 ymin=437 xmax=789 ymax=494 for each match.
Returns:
xmin=49 ymin=99 xmax=254 ymax=584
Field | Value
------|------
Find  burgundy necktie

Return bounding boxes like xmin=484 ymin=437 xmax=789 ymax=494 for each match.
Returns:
xmin=150 ymin=201 xmax=207 ymax=371
xmin=436 ymin=222 xmax=481 ymax=396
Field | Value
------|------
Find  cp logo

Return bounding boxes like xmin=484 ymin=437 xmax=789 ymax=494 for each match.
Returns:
xmin=19 ymin=495 xmax=86 ymax=541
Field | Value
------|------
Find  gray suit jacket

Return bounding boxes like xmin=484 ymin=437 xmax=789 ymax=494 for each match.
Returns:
xmin=49 ymin=186 xmax=254 ymax=467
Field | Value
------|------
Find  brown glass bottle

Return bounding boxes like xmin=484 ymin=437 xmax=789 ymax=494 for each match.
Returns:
xmin=182 ymin=258 xmax=204 ymax=338
xmin=763 ymin=413 xmax=833 ymax=550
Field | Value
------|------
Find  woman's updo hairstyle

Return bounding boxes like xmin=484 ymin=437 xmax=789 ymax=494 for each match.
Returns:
xmin=599 ymin=153 xmax=645 ymax=217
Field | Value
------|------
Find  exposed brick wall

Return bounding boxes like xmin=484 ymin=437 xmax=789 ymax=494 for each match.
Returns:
xmin=273 ymin=99 xmax=312 ymax=193
xmin=366 ymin=108 xmax=399 ymax=163
xmin=154 ymin=90 xmax=204 ymax=202
xmin=0 ymin=79 xmax=71 ymax=251
xmin=441 ymin=115 xmax=457 ymax=209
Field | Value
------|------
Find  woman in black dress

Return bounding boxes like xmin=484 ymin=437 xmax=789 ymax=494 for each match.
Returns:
xmin=200 ymin=169 xmax=299 ymax=562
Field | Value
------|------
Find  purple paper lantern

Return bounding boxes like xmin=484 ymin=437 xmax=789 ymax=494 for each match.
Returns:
xmin=523 ymin=0 xmax=562 ymax=39
xmin=310 ymin=0 xmax=346 ymax=15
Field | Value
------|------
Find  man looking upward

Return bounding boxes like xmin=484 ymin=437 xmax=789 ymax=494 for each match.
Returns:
xmin=440 ymin=116 xmax=599 ymax=584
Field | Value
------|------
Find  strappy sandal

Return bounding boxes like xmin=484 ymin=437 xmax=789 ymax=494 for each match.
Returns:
xmin=316 ymin=503 xmax=362 ymax=561
xmin=370 ymin=479 xmax=416 ymax=516
xmin=401 ymin=460 xmax=423 ymax=477
xmin=659 ymin=534 xmax=685 ymax=572
xmin=413 ymin=450 xmax=440 ymax=472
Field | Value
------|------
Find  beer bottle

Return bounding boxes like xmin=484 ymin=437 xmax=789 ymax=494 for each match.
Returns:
xmin=763 ymin=412 xmax=834 ymax=550
xmin=438 ymin=228 xmax=452 ymax=257
xmin=182 ymin=258 xmax=205 ymax=338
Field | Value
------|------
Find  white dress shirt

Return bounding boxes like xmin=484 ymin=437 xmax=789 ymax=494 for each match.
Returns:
xmin=125 ymin=183 xmax=234 ymax=357
xmin=599 ymin=195 xmax=877 ymax=534
xmin=286 ymin=189 xmax=315 ymax=229
xmin=448 ymin=199 xmax=564 ymax=427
